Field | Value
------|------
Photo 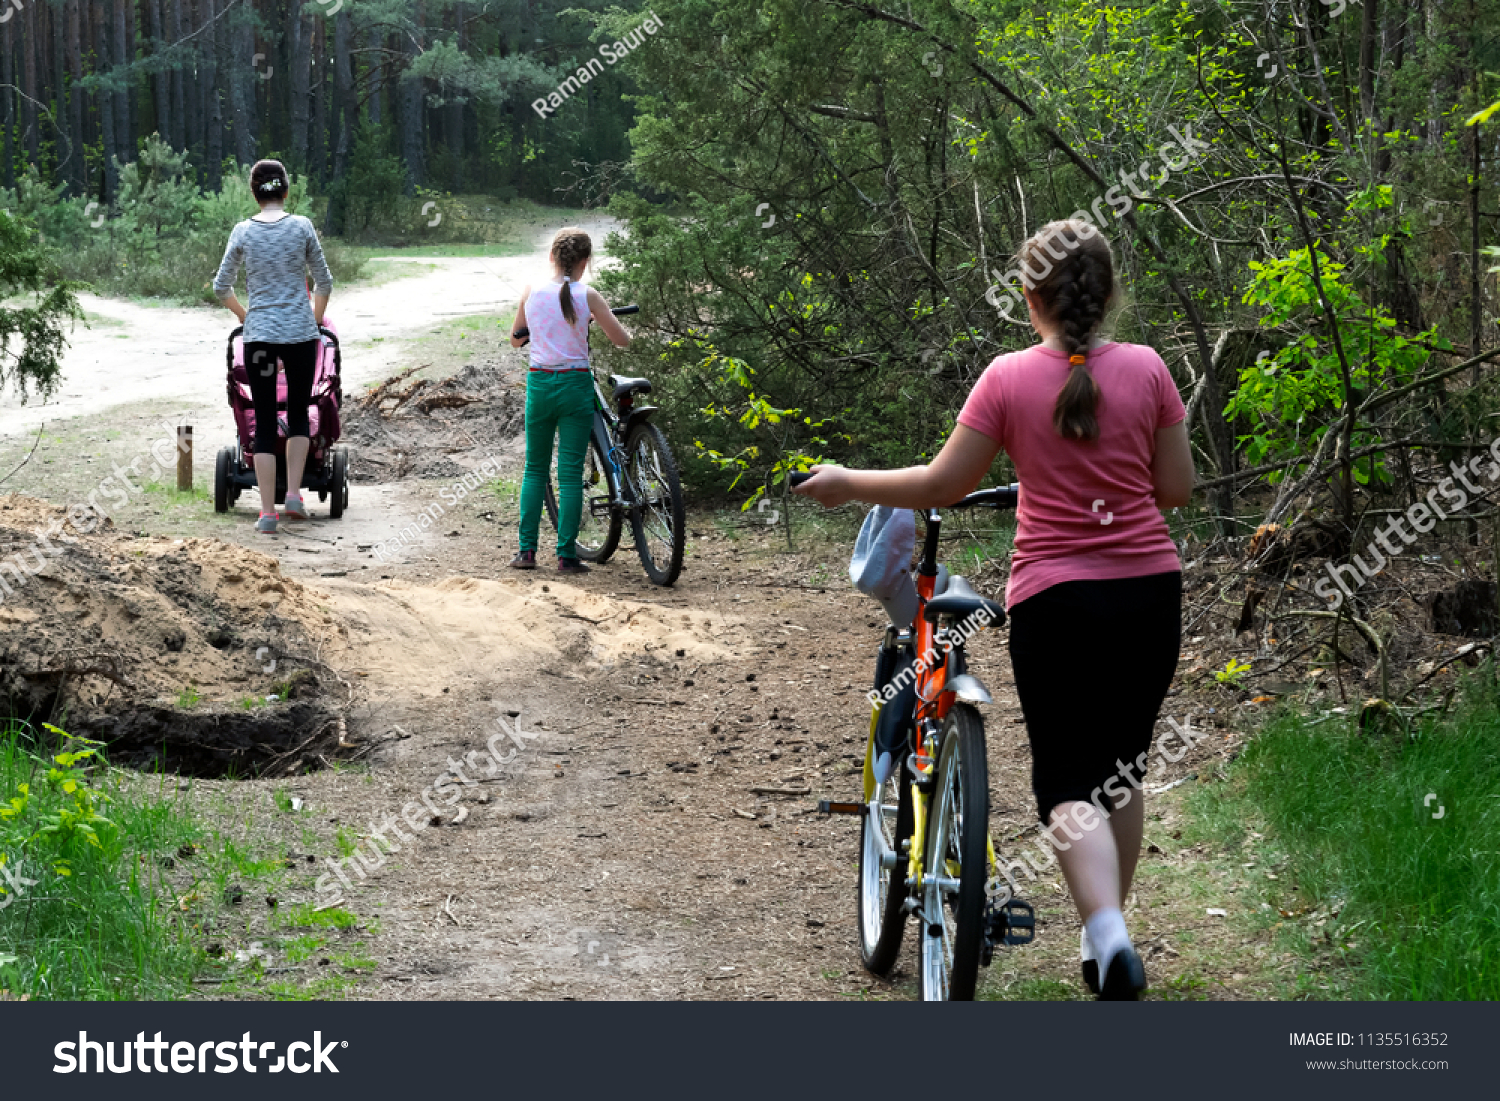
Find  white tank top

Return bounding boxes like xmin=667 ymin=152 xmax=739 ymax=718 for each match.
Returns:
xmin=526 ymin=280 xmax=591 ymax=368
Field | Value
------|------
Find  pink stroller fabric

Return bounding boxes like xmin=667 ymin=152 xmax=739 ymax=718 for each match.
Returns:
xmin=228 ymin=317 xmax=342 ymax=458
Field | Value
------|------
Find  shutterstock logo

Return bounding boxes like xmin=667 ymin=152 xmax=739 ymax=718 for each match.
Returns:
xmin=54 ymin=1032 xmax=345 ymax=1074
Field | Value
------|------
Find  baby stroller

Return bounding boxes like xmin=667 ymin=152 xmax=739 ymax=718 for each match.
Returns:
xmin=213 ymin=321 xmax=350 ymax=518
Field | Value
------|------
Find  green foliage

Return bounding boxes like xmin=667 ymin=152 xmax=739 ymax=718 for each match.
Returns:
xmin=689 ymin=339 xmax=841 ymax=510
xmin=1227 ymin=227 xmax=1439 ymax=483
xmin=1214 ymin=658 xmax=1252 ymax=689
xmin=0 ymin=208 xmax=83 ymax=404
xmin=1 ymin=138 xmax=366 ymax=305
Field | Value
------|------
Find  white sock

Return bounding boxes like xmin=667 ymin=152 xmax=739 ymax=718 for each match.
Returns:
xmin=1084 ymin=907 xmax=1131 ymax=970
xmin=1080 ymin=925 xmax=1095 ymax=963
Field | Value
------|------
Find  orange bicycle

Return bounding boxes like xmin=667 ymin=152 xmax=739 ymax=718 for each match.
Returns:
xmin=801 ymin=477 xmax=1034 ymax=1000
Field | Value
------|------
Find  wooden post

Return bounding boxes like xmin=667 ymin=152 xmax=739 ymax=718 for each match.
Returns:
xmin=177 ymin=426 xmax=192 ymax=492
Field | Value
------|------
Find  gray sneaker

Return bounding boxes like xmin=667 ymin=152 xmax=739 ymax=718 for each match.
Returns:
xmin=282 ymin=492 xmax=309 ymax=520
xmin=256 ymin=512 xmax=278 ymax=535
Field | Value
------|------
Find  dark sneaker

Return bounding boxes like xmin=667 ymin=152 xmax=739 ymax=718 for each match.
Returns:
xmin=1098 ymin=946 xmax=1147 ymax=1001
xmin=509 ymin=550 xmax=537 ymax=570
xmin=557 ymin=557 xmax=591 ymax=575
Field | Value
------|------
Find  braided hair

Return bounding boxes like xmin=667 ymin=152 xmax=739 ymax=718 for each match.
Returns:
xmin=550 ymin=227 xmax=593 ymax=324
xmin=1017 ymin=219 xmax=1115 ymax=442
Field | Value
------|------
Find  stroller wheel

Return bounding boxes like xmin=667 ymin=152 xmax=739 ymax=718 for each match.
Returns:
xmin=214 ymin=447 xmax=234 ymax=513
xmin=329 ymin=447 xmax=348 ymax=519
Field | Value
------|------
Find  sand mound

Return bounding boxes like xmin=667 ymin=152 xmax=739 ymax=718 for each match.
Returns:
xmin=0 ymin=494 xmax=347 ymax=775
xmin=318 ymin=575 xmax=740 ymax=696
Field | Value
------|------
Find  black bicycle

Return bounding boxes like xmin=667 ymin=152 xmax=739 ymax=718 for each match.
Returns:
xmin=515 ymin=304 xmax=686 ymax=586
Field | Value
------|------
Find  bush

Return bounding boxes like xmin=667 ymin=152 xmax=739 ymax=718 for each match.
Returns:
xmin=0 ymin=135 xmax=367 ymax=305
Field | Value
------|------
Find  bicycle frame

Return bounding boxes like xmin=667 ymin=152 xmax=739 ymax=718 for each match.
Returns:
xmin=857 ymin=492 xmax=1014 ymax=909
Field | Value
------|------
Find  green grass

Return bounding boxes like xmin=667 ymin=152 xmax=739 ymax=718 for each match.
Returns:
xmin=1188 ymin=674 xmax=1500 ymax=999
xmin=0 ymin=723 xmax=208 ymax=998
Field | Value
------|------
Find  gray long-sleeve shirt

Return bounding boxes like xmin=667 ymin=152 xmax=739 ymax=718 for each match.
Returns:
xmin=213 ymin=214 xmax=334 ymax=344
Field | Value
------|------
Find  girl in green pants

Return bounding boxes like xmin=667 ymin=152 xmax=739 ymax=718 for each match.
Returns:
xmin=508 ymin=228 xmax=632 ymax=573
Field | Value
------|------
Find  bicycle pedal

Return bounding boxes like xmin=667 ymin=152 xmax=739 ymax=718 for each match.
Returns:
xmin=980 ymin=899 xmax=1035 ymax=966
xmin=817 ymin=799 xmax=863 ymax=817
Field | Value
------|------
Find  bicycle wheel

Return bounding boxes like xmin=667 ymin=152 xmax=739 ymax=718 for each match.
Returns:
xmin=859 ymin=750 xmax=914 ymax=975
xmin=544 ymin=435 xmax=623 ymax=562
xmin=919 ymin=704 xmax=990 ymax=1001
xmin=625 ymin=421 xmax=685 ymax=586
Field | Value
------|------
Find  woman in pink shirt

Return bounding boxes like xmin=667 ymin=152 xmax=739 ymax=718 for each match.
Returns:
xmin=796 ymin=219 xmax=1194 ymax=1000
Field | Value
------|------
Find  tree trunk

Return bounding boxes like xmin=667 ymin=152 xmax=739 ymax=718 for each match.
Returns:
xmin=333 ymin=7 xmax=354 ymax=162
xmin=288 ymin=0 xmax=310 ymax=170
xmin=169 ymin=0 xmax=186 ymax=150
xmin=1 ymin=19 xmax=14 ymax=189
xmin=367 ymin=26 xmax=383 ymax=127
xmin=446 ymin=1 xmax=464 ymax=192
xmin=20 ymin=0 xmax=37 ymax=165
xmin=66 ymin=1 xmax=86 ymax=193
xmin=148 ymin=0 xmax=169 ymax=141
xmin=111 ymin=0 xmax=131 ymax=164
xmin=310 ymin=18 xmax=326 ymax=182
xmin=49 ymin=0 xmax=68 ymax=187
xmin=184 ymin=0 xmax=203 ymax=176
xmin=229 ymin=8 xmax=255 ymax=165
xmin=399 ymin=2 xmax=426 ymax=194
xmin=324 ymin=8 xmax=355 ymax=233
xmin=203 ymin=0 xmax=223 ymax=188
xmin=97 ymin=1 xmax=119 ymax=198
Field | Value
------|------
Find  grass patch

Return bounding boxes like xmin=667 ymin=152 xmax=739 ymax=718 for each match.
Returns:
xmin=0 ymin=724 xmax=204 ymax=997
xmin=1188 ymin=675 xmax=1500 ymax=999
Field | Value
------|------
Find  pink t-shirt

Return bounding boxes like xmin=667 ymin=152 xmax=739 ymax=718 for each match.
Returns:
xmin=957 ymin=342 xmax=1184 ymax=608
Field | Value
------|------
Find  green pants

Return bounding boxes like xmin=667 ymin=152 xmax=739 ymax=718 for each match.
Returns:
xmin=518 ymin=369 xmax=596 ymax=558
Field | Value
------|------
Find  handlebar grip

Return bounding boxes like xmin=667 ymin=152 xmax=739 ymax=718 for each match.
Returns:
xmin=787 ymin=471 xmax=814 ymax=488
xmin=611 ymin=305 xmax=640 ymax=316
xmin=512 ymin=326 xmax=530 ymax=345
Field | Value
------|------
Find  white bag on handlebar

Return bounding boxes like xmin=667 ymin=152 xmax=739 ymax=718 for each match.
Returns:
xmin=849 ymin=506 xmax=918 ymax=628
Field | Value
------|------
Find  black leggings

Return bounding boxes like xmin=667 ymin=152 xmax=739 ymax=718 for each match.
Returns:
xmin=1007 ymin=572 xmax=1182 ymax=823
xmin=244 ymin=339 xmax=318 ymax=453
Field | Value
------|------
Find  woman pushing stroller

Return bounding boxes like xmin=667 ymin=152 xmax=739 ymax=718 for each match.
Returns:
xmin=213 ymin=159 xmax=335 ymax=535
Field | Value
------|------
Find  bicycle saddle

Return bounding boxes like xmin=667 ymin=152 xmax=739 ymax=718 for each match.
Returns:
xmin=610 ymin=375 xmax=653 ymax=400
xmin=923 ymin=575 xmax=1005 ymax=628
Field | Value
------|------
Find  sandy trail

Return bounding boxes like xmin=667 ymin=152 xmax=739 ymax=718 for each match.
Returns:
xmin=0 ymin=215 xmax=620 ymax=438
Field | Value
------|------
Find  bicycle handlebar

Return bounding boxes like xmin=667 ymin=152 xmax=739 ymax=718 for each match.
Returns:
xmin=512 ymin=304 xmax=638 ymax=345
xmin=785 ymin=472 xmax=1017 ymax=510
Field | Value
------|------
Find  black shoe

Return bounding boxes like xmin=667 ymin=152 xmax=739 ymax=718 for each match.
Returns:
xmin=509 ymin=550 xmax=537 ymax=570
xmin=557 ymin=557 xmax=591 ymax=575
xmin=1098 ymin=946 xmax=1147 ymax=1001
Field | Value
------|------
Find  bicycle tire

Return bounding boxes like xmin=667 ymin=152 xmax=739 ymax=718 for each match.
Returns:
xmin=544 ymin=434 xmax=623 ymax=562
xmin=919 ymin=703 xmax=990 ymax=1001
xmin=859 ymin=752 xmax=914 ymax=975
xmin=625 ymin=421 xmax=685 ymax=586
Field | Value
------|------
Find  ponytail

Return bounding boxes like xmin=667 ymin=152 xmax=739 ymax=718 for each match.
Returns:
xmin=1054 ymin=354 xmax=1102 ymax=441
xmin=549 ymin=227 xmax=592 ymax=326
